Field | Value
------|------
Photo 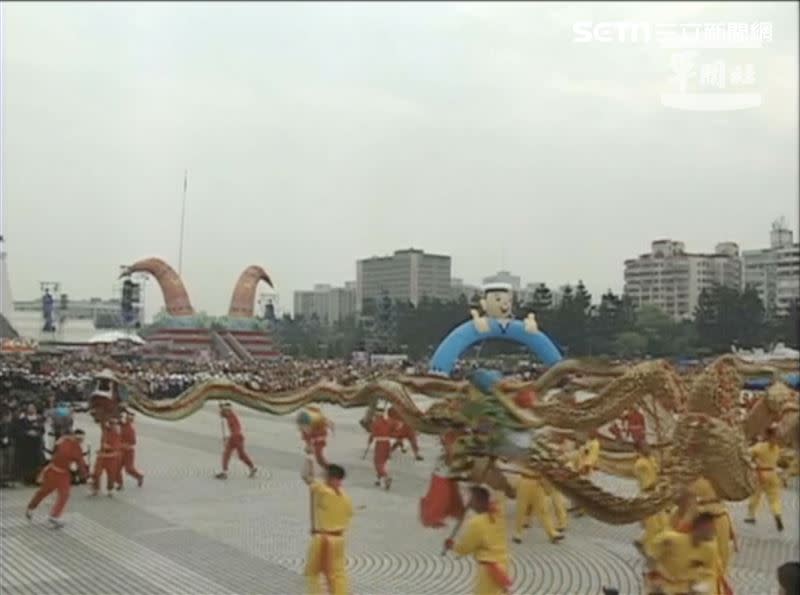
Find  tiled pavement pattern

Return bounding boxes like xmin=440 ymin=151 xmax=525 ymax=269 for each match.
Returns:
xmin=1 ymin=403 xmax=797 ymax=595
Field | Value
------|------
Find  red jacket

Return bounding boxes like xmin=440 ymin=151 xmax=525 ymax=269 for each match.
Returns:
xmin=120 ymin=422 xmax=137 ymax=446
xmin=100 ymin=428 xmax=122 ymax=454
xmin=51 ymin=437 xmax=88 ymax=476
xmin=224 ymin=412 xmax=243 ymax=437
xmin=370 ymin=416 xmax=394 ymax=439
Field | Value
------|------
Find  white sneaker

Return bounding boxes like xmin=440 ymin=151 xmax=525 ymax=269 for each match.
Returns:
xmin=25 ymin=509 xmax=33 ymax=521
xmin=48 ymin=517 xmax=65 ymax=529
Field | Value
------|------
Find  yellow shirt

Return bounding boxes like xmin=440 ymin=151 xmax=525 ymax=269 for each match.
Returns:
xmin=633 ymin=455 xmax=659 ymax=491
xmin=310 ymin=480 xmax=353 ymax=533
xmin=454 ymin=512 xmax=509 ymax=564
xmin=646 ymin=530 xmax=719 ymax=587
xmin=579 ymin=438 xmax=601 ymax=471
xmin=750 ymin=442 xmax=781 ymax=469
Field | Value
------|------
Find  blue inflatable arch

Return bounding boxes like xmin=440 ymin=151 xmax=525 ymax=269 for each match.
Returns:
xmin=429 ymin=318 xmax=563 ymax=376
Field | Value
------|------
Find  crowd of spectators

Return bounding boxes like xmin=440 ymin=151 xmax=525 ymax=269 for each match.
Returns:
xmin=0 ymin=350 xmax=548 ymax=487
xmin=0 ymin=352 xmax=423 ymax=486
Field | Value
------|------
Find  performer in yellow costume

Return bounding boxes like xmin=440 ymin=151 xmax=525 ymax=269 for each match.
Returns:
xmin=570 ymin=432 xmax=600 ymax=516
xmin=508 ymin=467 xmax=563 ymax=544
xmin=633 ymin=442 xmax=667 ymax=549
xmin=302 ymin=455 xmax=354 ymax=595
xmin=690 ymin=477 xmax=736 ymax=574
xmin=745 ymin=427 xmax=784 ymax=531
xmin=644 ymin=513 xmax=731 ymax=595
xmin=578 ymin=432 xmax=601 ymax=475
xmin=445 ymin=485 xmax=513 ymax=595
xmin=541 ymin=476 xmax=569 ymax=533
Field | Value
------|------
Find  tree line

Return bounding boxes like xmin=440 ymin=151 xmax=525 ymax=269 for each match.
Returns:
xmin=271 ymin=282 xmax=798 ymax=360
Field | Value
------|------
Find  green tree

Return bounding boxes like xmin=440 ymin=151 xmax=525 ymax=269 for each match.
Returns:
xmin=593 ymin=290 xmax=623 ymax=354
xmin=635 ymin=304 xmax=676 ymax=356
xmin=694 ymin=288 xmax=718 ymax=350
xmin=613 ymin=331 xmax=648 ymax=358
xmin=737 ymin=285 xmax=765 ymax=348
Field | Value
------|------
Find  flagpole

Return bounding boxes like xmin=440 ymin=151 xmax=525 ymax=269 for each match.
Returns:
xmin=178 ymin=170 xmax=188 ymax=276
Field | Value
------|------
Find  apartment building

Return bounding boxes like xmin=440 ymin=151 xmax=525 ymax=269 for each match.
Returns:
xmin=624 ymin=239 xmax=742 ymax=320
xmin=742 ymin=220 xmax=800 ymax=317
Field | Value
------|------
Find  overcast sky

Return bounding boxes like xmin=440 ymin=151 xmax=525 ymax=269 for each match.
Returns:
xmin=2 ymin=2 xmax=797 ymax=317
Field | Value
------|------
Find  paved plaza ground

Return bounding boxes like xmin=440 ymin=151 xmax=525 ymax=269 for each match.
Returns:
xmin=1 ymin=404 xmax=797 ymax=594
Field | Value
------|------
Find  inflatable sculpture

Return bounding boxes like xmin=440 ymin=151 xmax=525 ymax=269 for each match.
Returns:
xmin=430 ymin=282 xmax=562 ymax=375
xmin=121 ymin=258 xmax=275 ymax=319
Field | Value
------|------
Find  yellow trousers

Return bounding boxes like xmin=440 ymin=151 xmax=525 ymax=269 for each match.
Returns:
xmin=541 ymin=478 xmax=568 ymax=530
xmin=712 ymin=512 xmax=733 ymax=573
xmin=475 ymin=562 xmax=509 ymax=595
xmin=640 ymin=511 xmax=667 ymax=549
xmin=514 ymin=478 xmax=558 ymax=540
xmin=748 ymin=471 xmax=782 ymax=517
xmin=305 ymin=534 xmax=348 ymax=595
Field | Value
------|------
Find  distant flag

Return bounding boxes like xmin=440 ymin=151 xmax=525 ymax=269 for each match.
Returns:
xmin=183 ymin=170 xmax=188 ymax=193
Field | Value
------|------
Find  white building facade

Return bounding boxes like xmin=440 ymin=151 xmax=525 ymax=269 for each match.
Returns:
xmin=742 ymin=221 xmax=800 ymax=318
xmin=624 ymin=239 xmax=742 ymax=320
xmin=356 ymin=249 xmax=451 ymax=310
xmin=293 ymin=283 xmax=357 ymax=324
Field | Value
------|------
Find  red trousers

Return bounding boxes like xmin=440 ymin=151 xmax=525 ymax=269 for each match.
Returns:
xmin=92 ymin=453 xmax=121 ymax=492
xmin=420 ymin=474 xmax=464 ymax=528
xmin=629 ymin=426 xmax=645 ymax=444
xmin=28 ymin=465 xmax=72 ymax=518
xmin=373 ymin=440 xmax=391 ymax=478
xmin=120 ymin=447 xmax=143 ymax=483
xmin=223 ymin=434 xmax=254 ymax=471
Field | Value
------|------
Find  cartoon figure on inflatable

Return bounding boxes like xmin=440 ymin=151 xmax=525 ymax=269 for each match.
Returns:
xmin=420 ymin=283 xmax=563 ymax=528
xmin=429 ymin=282 xmax=563 ymax=376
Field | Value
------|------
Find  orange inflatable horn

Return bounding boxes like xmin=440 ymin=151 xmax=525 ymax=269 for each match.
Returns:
xmin=228 ymin=265 xmax=274 ymax=318
xmin=121 ymin=258 xmax=194 ymax=317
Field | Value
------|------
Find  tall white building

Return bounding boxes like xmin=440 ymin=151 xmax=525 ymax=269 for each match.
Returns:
xmin=356 ymin=249 xmax=451 ymax=310
xmin=624 ymin=239 xmax=742 ymax=320
xmin=743 ymin=220 xmax=800 ymax=317
xmin=293 ymin=283 xmax=357 ymax=324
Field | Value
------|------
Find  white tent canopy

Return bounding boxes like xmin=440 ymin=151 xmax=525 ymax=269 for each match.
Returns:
xmin=88 ymin=330 xmax=145 ymax=345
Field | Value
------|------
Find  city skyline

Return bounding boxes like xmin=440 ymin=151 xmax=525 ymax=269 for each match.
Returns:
xmin=2 ymin=3 xmax=798 ymax=317
xmin=5 ymin=220 xmax=799 ymax=319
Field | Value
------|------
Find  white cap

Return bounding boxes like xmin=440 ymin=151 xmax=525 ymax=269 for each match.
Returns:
xmin=482 ymin=282 xmax=513 ymax=294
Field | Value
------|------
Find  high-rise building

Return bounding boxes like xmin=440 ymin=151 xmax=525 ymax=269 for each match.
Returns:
xmin=293 ymin=283 xmax=356 ymax=324
xmin=356 ymin=249 xmax=451 ymax=310
xmin=742 ymin=220 xmax=800 ymax=317
xmin=624 ymin=239 xmax=742 ymax=320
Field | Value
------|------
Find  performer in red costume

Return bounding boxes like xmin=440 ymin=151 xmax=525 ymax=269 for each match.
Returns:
xmin=117 ymin=410 xmax=144 ymax=489
xmin=388 ymin=406 xmax=424 ymax=461
xmin=92 ymin=417 xmax=122 ymax=496
xmin=420 ymin=425 xmax=466 ymax=528
xmin=367 ymin=409 xmax=394 ymax=490
xmin=623 ymin=408 xmax=646 ymax=445
xmin=26 ymin=428 xmax=88 ymax=527
xmin=215 ymin=403 xmax=257 ymax=479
